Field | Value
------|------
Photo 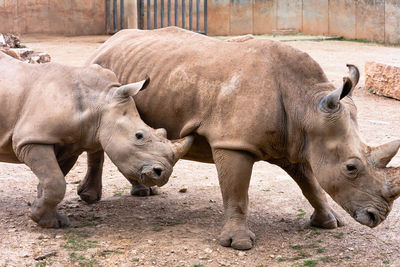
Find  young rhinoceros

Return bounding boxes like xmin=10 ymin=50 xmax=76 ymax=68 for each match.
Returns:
xmin=0 ymin=52 xmax=193 ymax=228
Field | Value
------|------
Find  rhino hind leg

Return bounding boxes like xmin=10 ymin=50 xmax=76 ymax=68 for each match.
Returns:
xmin=130 ymin=180 xmax=159 ymax=196
xmin=273 ymin=160 xmax=345 ymax=229
xmin=22 ymin=144 xmax=69 ymax=228
xmin=78 ymin=151 xmax=104 ymax=204
xmin=213 ymin=148 xmax=256 ymax=250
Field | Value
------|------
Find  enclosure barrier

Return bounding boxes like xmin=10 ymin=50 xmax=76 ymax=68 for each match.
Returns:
xmin=106 ymin=0 xmax=125 ymax=33
xmin=137 ymin=0 xmax=207 ymax=34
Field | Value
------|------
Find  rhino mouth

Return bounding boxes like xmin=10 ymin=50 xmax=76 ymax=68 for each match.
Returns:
xmin=353 ymin=208 xmax=382 ymax=228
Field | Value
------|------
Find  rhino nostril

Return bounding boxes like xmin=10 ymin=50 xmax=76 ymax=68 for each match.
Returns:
xmin=153 ymin=167 xmax=163 ymax=177
xmin=367 ymin=211 xmax=377 ymax=225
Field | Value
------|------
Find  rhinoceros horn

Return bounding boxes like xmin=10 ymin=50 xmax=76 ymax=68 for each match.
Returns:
xmin=113 ymin=76 xmax=150 ymax=100
xmin=370 ymin=140 xmax=400 ymax=168
xmin=171 ymin=135 xmax=194 ymax=164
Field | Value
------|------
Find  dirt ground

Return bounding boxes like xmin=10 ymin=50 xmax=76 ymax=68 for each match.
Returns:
xmin=0 ymin=34 xmax=399 ymax=267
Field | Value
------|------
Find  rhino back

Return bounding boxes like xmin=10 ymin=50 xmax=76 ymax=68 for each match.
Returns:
xmin=0 ymin=53 xmax=116 ymax=162
xmin=89 ymin=27 xmax=329 ymax=160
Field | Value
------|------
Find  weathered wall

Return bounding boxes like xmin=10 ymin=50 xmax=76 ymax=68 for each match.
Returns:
xmin=207 ymin=0 xmax=400 ymax=44
xmin=0 ymin=0 xmax=106 ymax=35
xmin=1 ymin=0 xmax=400 ymax=43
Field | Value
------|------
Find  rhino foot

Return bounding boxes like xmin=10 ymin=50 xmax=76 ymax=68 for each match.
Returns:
xmin=130 ymin=184 xmax=159 ymax=197
xmin=310 ymin=209 xmax=345 ymax=229
xmin=29 ymin=209 xmax=70 ymax=228
xmin=78 ymin=185 xmax=102 ymax=204
xmin=219 ymin=223 xmax=255 ymax=250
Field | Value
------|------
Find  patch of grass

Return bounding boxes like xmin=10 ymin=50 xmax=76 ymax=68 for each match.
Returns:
xmin=155 ymin=216 xmax=183 ymax=226
xmin=152 ymin=226 xmax=163 ymax=232
xmin=318 ymin=256 xmax=333 ymax=262
xmin=35 ymin=262 xmax=46 ymax=267
xmin=263 ymin=188 xmax=271 ymax=192
xmin=297 ymin=209 xmax=307 ymax=218
xmin=113 ymin=190 xmax=123 ymax=196
xmin=101 ymin=249 xmax=123 ymax=256
xmin=316 ymin=248 xmax=325 ymax=253
xmin=317 ymin=240 xmax=323 ymax=243
xmin=382 ymin=258 xmax=390 ymax=265
xmin=332 ymin=232 xmax=345 ymax=239
xmin=192 ymin=265 xmax=206 ymax=267
xmin=302 ymin=259 xmax=318 ymax=267
xmin=131 ymin=257 xmax=139 ymax=262
xmin=69 ymin=252 xmax=97 ymax=267
xmin=291 ymin=245 xmax=304 ymax=250
xmin=63 ymin=231 xmax=97 ymax=251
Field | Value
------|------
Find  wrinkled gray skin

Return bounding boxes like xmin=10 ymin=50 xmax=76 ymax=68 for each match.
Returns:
xmin=0 ymin=52 xmax=192 ymax=228
xmin=86 ymin=27 xmax=400 ymax=250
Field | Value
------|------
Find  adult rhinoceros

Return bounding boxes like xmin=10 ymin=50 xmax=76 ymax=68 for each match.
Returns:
xmin=86 ymin=27 xmax=400 ymax=250
xmin=0 ymin=51 xmax=193 ymax=228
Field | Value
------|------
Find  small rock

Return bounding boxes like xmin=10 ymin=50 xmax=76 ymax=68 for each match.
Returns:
xmin=209 ymin=199 xmax=216 ymax=203
xmin=348 ymin=247 xmax=354 ymax=251
xmin=204 ymin=248 xmax=212 ymax=253
xmin=238 ymin=251 xmax=246 ymax=257
xmin=179 ymin=188 xmax=187 ymax=193
xmin=270 ymin=254 xmax=275 ymax=258
xmin=147 ymin=239 xmax=153 ymax=244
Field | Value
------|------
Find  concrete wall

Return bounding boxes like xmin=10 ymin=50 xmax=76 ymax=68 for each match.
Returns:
xmin=0 ymin=0 xmax=106 ymax=35
xmin=207 ymin=0 xmax=400 ymax=44
xmin=1 ymin=0 xmax=399 ymax=44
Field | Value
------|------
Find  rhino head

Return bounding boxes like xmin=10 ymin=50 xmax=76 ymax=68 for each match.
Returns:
xmin=307 ymin=65 xmax=400 ymax=228
xmin=98 ymin=77 xmax=193 ymax=187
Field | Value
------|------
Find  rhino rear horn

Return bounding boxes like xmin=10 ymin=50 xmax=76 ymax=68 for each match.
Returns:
xmin=371 ymin=140 xmax=400 ymax=168
xmin=319 ymin=77 xmax=352 ymax=112
xmin=113 ymin=76 xmax=150 ymax=100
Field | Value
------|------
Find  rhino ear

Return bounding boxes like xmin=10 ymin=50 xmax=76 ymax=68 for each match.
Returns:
xmin=346 ymin=64 xmax=360 ymax=96
xmin=113 ymin=76 xmax=150 ymax=100
xmin=319 ymin=77 xmax=352 ymax=112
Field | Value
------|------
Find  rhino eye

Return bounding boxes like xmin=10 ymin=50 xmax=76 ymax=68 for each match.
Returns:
xmin=135 ymin=132 xmax=144 ymax=140
xmin=346 ymin=164 xmax=357 ymax=172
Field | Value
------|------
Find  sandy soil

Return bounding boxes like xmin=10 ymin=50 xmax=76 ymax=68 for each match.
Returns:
xmin=0 ymin=34 xmax=399 ymax=267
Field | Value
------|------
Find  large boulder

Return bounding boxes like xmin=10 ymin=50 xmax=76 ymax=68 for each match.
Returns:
xmin=365 ymin=61 xmax=400 ymax=100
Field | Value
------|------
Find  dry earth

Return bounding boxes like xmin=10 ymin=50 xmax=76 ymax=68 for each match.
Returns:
xmin=0 ymin=34 xmax=399 ymax=267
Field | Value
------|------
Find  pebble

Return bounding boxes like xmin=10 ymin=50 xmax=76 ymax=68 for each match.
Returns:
xmin=238 ymin=251 xmax=246 ymax=257
xmin=147 ymin=239 xmax=153 ymax=244
xmin=204 ymin=248 xmax=213 ymax=253
xmin=348 ymin=247 xmax=354 ymax=251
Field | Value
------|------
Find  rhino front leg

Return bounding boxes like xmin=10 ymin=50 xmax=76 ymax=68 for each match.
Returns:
xmin=78 ymin=151 xmax=104 ymax=204
xmin=277 ymin=161 xmax=345 ymax=229
xmin=130 ymin=180 xmax=159 ymax=196
xmin=22 ymin=144 xmax=69 ymax=228
xmin=213 ymin=148 xmax=256 ymax=250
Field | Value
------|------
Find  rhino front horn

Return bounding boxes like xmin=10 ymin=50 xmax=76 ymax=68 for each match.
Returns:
xmin=370 ymin=140 xmax=400 ymax=168
xmin=171 ymin=135 xmax=194 ymax=164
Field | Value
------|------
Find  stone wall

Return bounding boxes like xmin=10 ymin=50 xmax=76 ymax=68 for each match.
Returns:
xmin=208 ymin=0 xmax=400 ymax=44
xmin=0 ymin=0 xmax=106 ymax=35
xmin=1 ymin=0 xmax=400 ymax=44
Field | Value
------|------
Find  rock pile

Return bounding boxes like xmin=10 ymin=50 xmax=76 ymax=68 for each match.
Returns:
xmin=0 ymin=33 xmax=51 ymax=64
xmin=365 ymin=61 xmax=400 ymax=100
